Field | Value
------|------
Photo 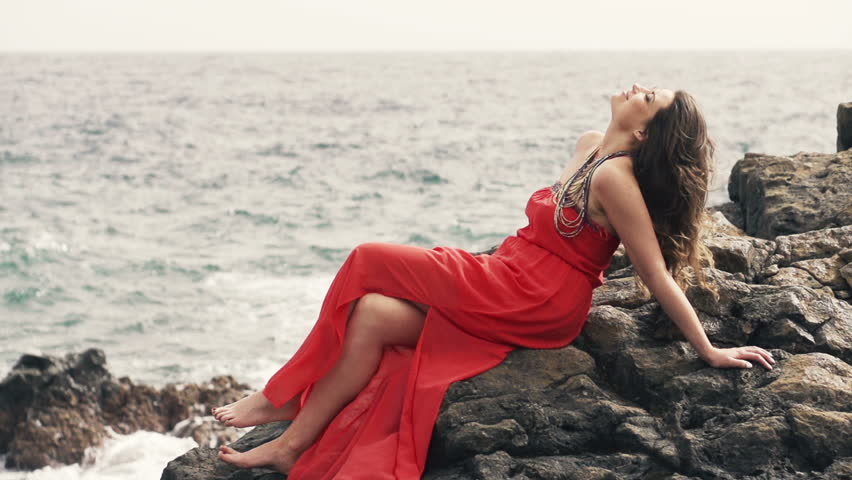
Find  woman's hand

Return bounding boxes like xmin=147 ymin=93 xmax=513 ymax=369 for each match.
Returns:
xmin=703 ymin=346 xmax=776 ymax=370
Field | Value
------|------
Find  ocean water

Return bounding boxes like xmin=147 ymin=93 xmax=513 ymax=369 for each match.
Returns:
xmin=1 ymin=50 xmax=850 ymax=478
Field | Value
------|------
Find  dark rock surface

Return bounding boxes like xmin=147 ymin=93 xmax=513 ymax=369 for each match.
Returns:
xmin=162 ymin=421 xmax=290 ymax=480
xmin=727 ymin=149 xmax=852 ymax=239
xmin=838 ymin=102 xmax=852 ymax=152
xmin=0 ymin=348 xmax=251 ymax=470
xmin=161 ymin=150 xmax=852 ymax=479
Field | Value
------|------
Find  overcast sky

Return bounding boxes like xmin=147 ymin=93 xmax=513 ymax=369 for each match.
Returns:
xmin=2 ymin=0 xmax=851 ymax=51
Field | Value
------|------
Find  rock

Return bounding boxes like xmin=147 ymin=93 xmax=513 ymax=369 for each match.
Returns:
xmin=576 ymin=305 xmax=641 ymax=355
xmin=765 ymin=266 xmax=824 ymax=290
xmin=0 ymin=349 xmax=251 ymax=470
xmin=702 ymin=228 xmax=775 ymax=283
xmin=839 ymin=102 xmax=852 ymax=152
xmin=727 ymin=150 xmax=852 ymax=238
xmin=791 ymin=254 xmax=847 ymax=289
xmin=843 ymin=262 xmax=852 ymax=290
xmin=706 ymin=209 xmax=748 ymax=236
xmin=161 ymin=421 xmax=289 ymax=480
xmin=468 ymin=450 xmax=516 ymax=479
xmin=170 ymin=415 xmax=246 ymax=449
xmin=592 ymin=275 xmax=655 ymax=309
xmin=772 ymin=225 xmax=852 ymax=267
xmin=708 ymin=202 xmax=747 ymax=233
xmin=824 ymin=456 xmax=852 ymax=478
xmin=788 ymin=404 xmax=852 ymax=469
xmin=701 ymin=416 xmax=792 ymax=476
xmin=748 ymin=353 xmax=852 ymax=411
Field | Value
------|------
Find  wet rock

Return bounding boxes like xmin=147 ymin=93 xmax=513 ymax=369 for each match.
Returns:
xmin=0 ymin=348 xmax=250 ymax=470
xmin=170 ymin=415 xmax=246 ymax=449
xmin=161 ymin=421 xmax=288 ymax=480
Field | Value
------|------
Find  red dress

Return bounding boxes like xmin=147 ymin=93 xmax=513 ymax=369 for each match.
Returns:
xmin=262 ymin=180 xmax=622 ymax=479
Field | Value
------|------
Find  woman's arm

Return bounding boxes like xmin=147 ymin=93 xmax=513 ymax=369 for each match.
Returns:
xmin=644 ymin=268 xmax=776 ymax=370
xmin=593 ymin=160 xmax=775 ymax=370
xmin=643 ymin=272 xmax=716 ymax=361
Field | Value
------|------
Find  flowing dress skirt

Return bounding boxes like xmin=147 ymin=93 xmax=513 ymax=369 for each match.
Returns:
xmin=262 ymin=238 xmax=595 ymax=479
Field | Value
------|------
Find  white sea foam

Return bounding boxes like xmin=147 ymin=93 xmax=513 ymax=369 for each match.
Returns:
xmin=0 ymin=430 xmax=197 ymax=480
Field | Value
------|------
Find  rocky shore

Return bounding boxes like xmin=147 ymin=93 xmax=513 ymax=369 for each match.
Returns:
xmin=3 ymin=103 xmax=851 ymax=479
xmin=0 ymin=348 xmax=252 ymax=470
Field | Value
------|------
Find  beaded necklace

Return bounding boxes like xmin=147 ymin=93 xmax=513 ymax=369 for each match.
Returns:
xmin=552 ymin=146 xmax=630 ymax=238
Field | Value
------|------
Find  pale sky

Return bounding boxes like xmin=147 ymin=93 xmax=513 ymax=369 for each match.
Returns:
xmin=1 ymin=0 xmax=851 ymax=51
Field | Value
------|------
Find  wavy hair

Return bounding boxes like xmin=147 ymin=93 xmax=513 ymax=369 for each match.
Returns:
xmin=472 ymin=91 xmax=720 ymax=301
xmin=628 ymin=90 xmax=720 ymax=301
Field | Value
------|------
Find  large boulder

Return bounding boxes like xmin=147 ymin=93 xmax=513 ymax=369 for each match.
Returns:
xmin=0 ymin=349 xmax=251 ymax=470
xmin=727 ymin=149 xmax=852 ymax=239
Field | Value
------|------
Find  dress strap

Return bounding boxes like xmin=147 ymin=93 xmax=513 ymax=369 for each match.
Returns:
xmin=580 ymin=149 xmax=630 ymax=220
xmin=553 ymin=147 xmax=630 ymax=238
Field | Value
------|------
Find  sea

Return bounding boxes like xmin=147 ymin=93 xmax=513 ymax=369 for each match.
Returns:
xmin=1 ymin=50 xmax=850 ymax=478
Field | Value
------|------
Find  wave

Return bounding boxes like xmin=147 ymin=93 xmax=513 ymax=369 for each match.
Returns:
xmin=0 ymin=429 xmax=197 ymax=480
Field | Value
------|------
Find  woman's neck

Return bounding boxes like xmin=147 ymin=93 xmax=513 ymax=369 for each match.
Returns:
xmin=594 ymin=127 xmax=636 ymax=161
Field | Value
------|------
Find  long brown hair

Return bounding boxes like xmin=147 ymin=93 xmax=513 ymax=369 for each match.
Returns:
xmin=630 ymin=90 xmax=720 ymax=300
xmin=474 ymin=91 xmax=720 ymax=301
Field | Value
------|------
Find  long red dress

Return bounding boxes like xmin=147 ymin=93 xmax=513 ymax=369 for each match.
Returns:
xmin=262 ymin=178 xmax=622 ymax=479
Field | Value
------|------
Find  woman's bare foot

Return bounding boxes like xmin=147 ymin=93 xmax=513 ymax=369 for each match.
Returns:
xmin=217 ymin=436 xmax=301 ymax=473
xmin=211 ymin=391 xmax=297 ymax=428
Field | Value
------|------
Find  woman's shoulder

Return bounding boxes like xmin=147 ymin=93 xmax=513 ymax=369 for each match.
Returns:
xmin=575 ymin=130 xmax=604 ymax=153
xmin=590 ymin=155 xmax=643 ymax=214
xmin=594 ymin=155 xmax=636 ymax=186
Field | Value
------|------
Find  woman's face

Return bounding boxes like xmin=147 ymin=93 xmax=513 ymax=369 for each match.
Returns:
xmin=610 ymin=84 xmax=675 ymax=139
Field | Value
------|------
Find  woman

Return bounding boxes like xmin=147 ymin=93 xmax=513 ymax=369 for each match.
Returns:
xmin=211 ymin=84 xmax=776 ymax=478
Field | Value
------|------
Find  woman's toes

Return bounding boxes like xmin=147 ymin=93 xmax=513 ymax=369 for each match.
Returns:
xmin=221 ymin=445 xmax=238 ymax=455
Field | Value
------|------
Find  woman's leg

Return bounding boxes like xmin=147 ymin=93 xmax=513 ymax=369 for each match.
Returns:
xmin=211 ymin=296 xmax=429 ymax=427
xmin=218 ymin=293 xmax=430 ymax=472
xmin=212 ymin=388 xmax=302 ymax=427
xmin=212 ymin=301 xmax=369 ymax=426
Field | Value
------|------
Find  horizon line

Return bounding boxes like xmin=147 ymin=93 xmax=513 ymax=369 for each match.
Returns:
xmin=2 ymin=47 xmax=851 ymax=54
